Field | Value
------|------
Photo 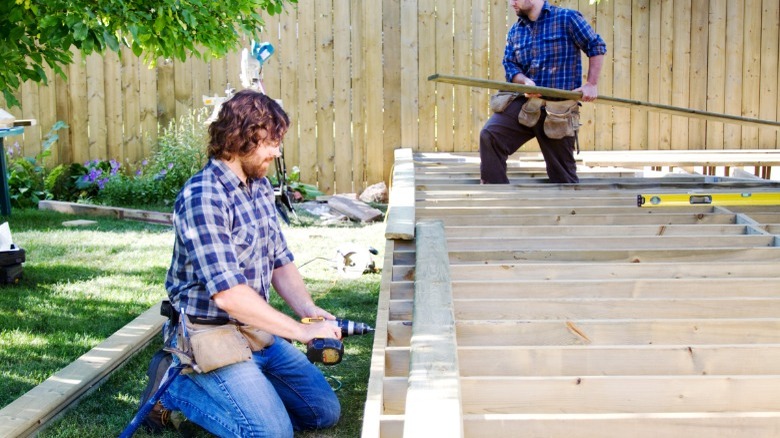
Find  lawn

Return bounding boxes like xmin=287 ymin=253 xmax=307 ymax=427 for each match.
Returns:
xmin=0 ymin=208 xmax=385 ymax=437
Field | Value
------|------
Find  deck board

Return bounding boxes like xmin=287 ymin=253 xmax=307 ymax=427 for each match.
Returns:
xmin=362 ymin=149 xmax=780 ymax=437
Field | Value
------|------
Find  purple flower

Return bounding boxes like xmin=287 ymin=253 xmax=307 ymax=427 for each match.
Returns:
xmin=167 ymin=163 xmax=174 ymax=169
xmin=141 ymin=159 xmax=148 ymax=166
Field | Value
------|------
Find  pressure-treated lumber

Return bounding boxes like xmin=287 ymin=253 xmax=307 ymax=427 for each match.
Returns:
xmin=367 ymin=150 xmax=780 ymax=436
xmin=0 ymin=302 xmax=166 ymax=437
xmin=38 ymin=200 xmax=172 ymax=225
xmin=384 ymin=148 xmax=415 ymax=240
xmin=428 ymin=73 xmax=780 ymax=130
xmin=402 ymin=221 xmax=463 ymax=437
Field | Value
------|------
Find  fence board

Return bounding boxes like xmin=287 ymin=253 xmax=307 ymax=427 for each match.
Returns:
xmin=742 ymin=0 xmax=762 ymax=148
xmin=688 ymin=0 xmax=708 ymax=149
xmin=383 ymin=0 xmax=402 ymax=187
xmin=706 ymin=0 xmax=726 ymax=150
xmin=316 ymin=0 xmax=336 ymax=194
xmin=759 ymin=0 xmax=779 ymax=149
xmin=5 ymin=0 xmax=780 ymax=197
xmin=725 ymin=1 xmax=744 ymax=149
xmin=334 ymin=0 xmax=353 ymax=193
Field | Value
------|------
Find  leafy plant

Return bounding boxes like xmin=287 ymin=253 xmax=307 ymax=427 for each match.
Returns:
xmin=98 ymin=108 xmax=209 ymax=208
xmin=5 ymin=121 xmax=67 ymax=208
xmin=1 ymin=0 xmax=298 ymax=107
xmin=288 ymin=166 xmax=325 ymax=201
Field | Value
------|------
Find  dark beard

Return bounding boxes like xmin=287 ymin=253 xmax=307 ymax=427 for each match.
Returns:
xmin=241 ymin=159 xmax=268 ymax=180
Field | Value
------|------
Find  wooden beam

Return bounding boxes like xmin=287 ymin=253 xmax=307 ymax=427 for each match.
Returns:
xmin=0 ymin=302 xmax=166 ymax=437
xmin=458 ymin=376 xmax=780 ymax=414
xmin=462 ymin=413 xmax=780 ymax=437
xmin=428 ymin=73 xmax=780 ymax=130
xmin=403 ymin=220 xmax=463 ymax=437
xmin=361 ymin=240 xmax=396 ymax=438
xmin=384 ymin=148 xmax=415 ymax=240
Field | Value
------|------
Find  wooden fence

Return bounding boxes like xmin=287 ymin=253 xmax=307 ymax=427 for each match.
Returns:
xmin=2 ymin=0 xmax=780 ymax=194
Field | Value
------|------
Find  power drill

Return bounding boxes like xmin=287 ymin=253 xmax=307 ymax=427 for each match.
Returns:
xmin=302 ymin=317 xmax=375 ymax=365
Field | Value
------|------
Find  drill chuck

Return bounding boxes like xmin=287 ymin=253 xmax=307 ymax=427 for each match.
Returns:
xmin=335 ymin=318 xmax=375 ymax=337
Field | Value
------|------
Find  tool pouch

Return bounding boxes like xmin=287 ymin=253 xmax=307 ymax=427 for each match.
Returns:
xmin=543 ymin=100 xmax=580 ymax=139
xmin=186 ymin=318 xmax=252 ymax=373
xmin=239 ymin=324 xmax=275 ymax=351
xmin=489 ymin=91 xmax=520 ymax=113
xmin=518 ymin=97 xmax=544 ymax=127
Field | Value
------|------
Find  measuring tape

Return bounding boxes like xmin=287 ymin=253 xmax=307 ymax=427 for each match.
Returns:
xmin=637 ymin=192 xmax=780 ymax=207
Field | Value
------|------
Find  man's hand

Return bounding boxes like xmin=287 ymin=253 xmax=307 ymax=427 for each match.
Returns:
xmin=512 ymin=73 xmax=542 ymax=99
xmin=575 ymin=82 xmax=598 ymax=102
xmin=300 ymin=319 xmax=342 ymax=344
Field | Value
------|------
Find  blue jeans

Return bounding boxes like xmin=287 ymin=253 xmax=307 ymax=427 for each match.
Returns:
xmin=160 ymin=336 xmax=341 ymax=437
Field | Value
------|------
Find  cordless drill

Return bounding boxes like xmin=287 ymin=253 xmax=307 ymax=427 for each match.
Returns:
xmin=302 ymin=317 xmax=375 ymax=365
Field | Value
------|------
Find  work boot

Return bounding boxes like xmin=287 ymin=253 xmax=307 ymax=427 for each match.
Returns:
xmin=139 ymin=349 xmax=173 ymax=433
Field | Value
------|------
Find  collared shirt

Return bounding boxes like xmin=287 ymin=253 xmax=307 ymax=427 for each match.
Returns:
xmin=503 ymin=1 xmax=607 ymax=91
xmin=165 ymin=158 xmax=294 ymax=320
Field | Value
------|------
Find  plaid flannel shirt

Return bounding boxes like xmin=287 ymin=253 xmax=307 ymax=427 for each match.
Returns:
xmin=165 ymin=158 xmax=294 ymax=320
xmin=503 ymin=1 xmax=607 ymax=91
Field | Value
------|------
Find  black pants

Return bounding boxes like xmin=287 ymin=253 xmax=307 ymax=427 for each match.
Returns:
xmin=479 ymin=97 xmax=579 ymax=184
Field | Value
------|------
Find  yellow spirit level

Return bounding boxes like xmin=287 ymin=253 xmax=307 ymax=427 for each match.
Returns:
xmin=637 ymin=192 xmax=780 ymax=207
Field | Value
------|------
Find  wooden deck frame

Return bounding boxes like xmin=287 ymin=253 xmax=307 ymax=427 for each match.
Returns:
xmin=0 ymin=302 xmax=166 ymax=437
xmin=366 ymin=148 xmax=780 ymax=437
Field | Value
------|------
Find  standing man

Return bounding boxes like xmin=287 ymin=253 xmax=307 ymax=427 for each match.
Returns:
xmin=480 ymin=0 xmax=607 ymax=183
xmin=140 ymin=89 xmax=342 ymax=437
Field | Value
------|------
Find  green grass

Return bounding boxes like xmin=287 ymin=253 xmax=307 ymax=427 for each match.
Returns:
xmin=0 ymin=208 xmax=385 ymax=437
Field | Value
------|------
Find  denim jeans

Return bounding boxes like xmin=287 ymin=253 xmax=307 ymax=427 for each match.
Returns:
xmin=160 ymin=336 xmax=340 ymax=437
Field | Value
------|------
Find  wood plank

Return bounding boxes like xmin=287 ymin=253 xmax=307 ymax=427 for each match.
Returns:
xmin=120 ymin=47 xmax=141 ymax=164
xmin=742 ymin=0 xmax=762 ymax=147
xmin=361 ymin=240 xmax=396 ymax=438
xmin=350 ymin=0 xmax=365 ymax=189
xmin=471 ymin=0 xmax=490 ymax=152
xmin=403 ymin=221 xmax=463 ymax=437
xmin=417 ymin=0 xmax=436 ymax=152
xmin=420 ymin=345 xmax=780 ymax=377
xmin=759 ymin=0 xmax=779 ymax=149
xmin=0 ymin=303 xmax=166 ymax=437
xmin=454 ymin=319 xmax=780 ymax=347
xmin=400 ymin=0 xmax=419 ymax=150
xmin=364 ymin=0 xmax=384 ymax=190
xmin=463 ymin=413 xmax=780 ymax=437
xmin=630 ymin=0 xmax=649 ymax=150
xmin=611 ymin=0 xmax=631 ymax=150
xmin=453 ymin=0 xmax=471 ymax=151
xmin=428 ymin=212 xmax=739 ymax=227
xmin=594 ymin=0 xmax=614 ymax=150
xmin=706 ymin=0 xmax=727 ymax=150
xmin=443 ymin=235 xmax=776 ymax=251
xmin=459 ymin=376 xmax=780 ymax=414
xmin=385 ymin=148 xmax=416 ymax=240
xmin=447 ymin=247 xmax=780 ymax=264
xmin=440 ymin=278 xmax=780 ymax=299
xmin=444 ymin=223 xmax=751 ymax=237
xmin=688 ymin=0 xmax=708 ymax=149
xmin=86 ymin=52 xmax=107 ymax=159
xmin=448 ymin=261 xmax=780 ymax=281
xmin=297 ymin=2 xmax=317 ymax=188
xmin=383 ymin=0 xmax=402 ymax=187
xmin=316 ymin=0 xmax=336 ymax=194
xmin=452 ymin=298 xmax=780 ymax=321
xmin=724 ymin=0 xmax=745 ymax=148
xmin=38 ymin=200 xmax=173 ymax=225
xmin=671 ymin=0 xmax=691 ymax=150
xmin=334 ymin=0 xmax=353 ymax=193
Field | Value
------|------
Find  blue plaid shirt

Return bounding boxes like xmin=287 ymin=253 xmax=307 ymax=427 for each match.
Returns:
xmin=504 ymin=1 xmax=607 ymax=91
xmin=165 ymin=158 xmax=294 ymax=320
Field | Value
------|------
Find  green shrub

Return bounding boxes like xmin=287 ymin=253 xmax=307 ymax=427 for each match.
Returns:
xmin=5 ymin=121 xmax=67 ymax=208
xmin=97 ymin=108 xmax=209 ymax=208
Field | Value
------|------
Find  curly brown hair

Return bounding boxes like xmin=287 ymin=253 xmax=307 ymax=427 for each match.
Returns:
xmin=207 ymin=89 xmax=290 ymax=160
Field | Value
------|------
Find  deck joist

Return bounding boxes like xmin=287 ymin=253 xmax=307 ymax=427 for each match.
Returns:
xmin=364 ymin=149 xmax=780 ymax=437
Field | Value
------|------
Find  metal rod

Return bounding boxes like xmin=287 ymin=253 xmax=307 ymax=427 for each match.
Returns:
xmin=428 ymin=74 xmax=780 ymax=130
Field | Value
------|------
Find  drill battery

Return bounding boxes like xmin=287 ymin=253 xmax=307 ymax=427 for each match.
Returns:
xmin=0 ymin=245 xmax=25 ymax=285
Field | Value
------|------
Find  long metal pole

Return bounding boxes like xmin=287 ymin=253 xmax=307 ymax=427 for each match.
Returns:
xmin=428 ymin=74 xmax=780 ymax=130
